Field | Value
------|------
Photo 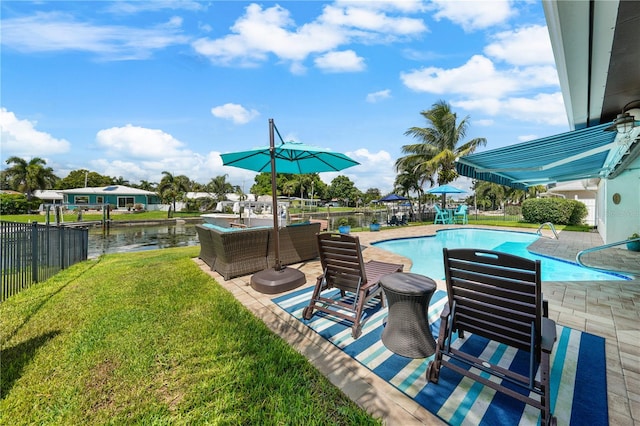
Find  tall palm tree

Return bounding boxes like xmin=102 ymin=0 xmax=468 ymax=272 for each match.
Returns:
xmin=206 ymin=175 xmax=235 ymax=202
xmin=158 ymin=171 xmax=190 ymax=218
xmin=394 ymin=156 xmax=433 ymax=219
xmin=396 ymin=100 xmax=487 ymax=190
xmin=4 ymin=156 xmax=58 ymax=200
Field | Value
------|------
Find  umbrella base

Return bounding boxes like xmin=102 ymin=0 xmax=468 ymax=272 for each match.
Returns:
xmin=251 ymin=267 xmax=306 ymax=294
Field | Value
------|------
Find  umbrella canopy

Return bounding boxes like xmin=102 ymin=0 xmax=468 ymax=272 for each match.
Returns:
xmin=220 ymin=119 xmax=359 ymax=293
xmin=221 ymin=142 xmax=359 ymax=174
xmin=426 ymin=184 xmax=466 ymax=208
xmin=378 ymin=193 xmax=408 ymax=202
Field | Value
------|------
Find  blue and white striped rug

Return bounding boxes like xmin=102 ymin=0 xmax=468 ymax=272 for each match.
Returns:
xmin=273 ymin=286 xmax=608 ymax=426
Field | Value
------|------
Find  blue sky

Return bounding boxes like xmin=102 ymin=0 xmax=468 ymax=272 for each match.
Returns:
xmin=1 ymin=0 xmax=569 ymax=194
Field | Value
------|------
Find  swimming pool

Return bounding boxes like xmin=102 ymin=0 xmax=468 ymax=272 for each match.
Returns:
xmin=373 ymin=228 xmax=629 ymax=281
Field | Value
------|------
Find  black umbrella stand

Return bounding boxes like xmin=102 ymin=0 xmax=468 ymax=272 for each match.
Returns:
xmin=250 ymin=120 xmax=306 ymax=294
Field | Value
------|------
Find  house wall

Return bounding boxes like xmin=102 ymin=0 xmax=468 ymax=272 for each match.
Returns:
xmin=599 ymin=156 xmax=640 ymax=244
xmin=64 ymin=194 xmax=161 ymax=209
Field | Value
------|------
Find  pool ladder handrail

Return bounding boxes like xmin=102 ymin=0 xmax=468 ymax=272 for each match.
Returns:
xmin=536 ymin=222 xmax=558 ymax=239
xmin=576 ymin=237 xmax=640 ymax=277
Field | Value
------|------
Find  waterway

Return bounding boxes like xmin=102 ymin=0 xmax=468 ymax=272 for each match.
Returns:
xmin=88 ymin=222 xmax=200 ymax=258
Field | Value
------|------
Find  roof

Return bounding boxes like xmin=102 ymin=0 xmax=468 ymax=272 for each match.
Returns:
xmin=543 ymin=0 xmax=640 ymax=128
xmin=33 ymin=190 xmax=64 ymax=200
xmin=60 ymin=185 xmax=156 ymax=195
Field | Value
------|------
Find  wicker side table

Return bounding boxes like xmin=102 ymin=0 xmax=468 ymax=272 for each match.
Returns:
xmin=380 ymin=272 xmax=437 ymax=358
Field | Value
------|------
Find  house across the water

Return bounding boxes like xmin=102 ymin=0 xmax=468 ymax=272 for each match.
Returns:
xmin=60 ymin=185 xmax=163 ymax=211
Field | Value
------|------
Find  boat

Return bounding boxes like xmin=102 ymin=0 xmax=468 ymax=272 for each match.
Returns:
xmin=201 ymin=200 xmax=288 ymax=228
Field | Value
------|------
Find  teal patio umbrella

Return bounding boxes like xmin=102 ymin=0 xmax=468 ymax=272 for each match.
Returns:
xmin=221 ymin=118 xmax=359 ymax=293
xmin=426 ymin=184 xmax=466 ymax=209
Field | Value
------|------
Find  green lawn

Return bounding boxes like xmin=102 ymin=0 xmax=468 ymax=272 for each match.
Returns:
xmin=0 ymin=247 xmax=379 ymax=425
xmin=1 ymin=210 xmax=203 ymax=223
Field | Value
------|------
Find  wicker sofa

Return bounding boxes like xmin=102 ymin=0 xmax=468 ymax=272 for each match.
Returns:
xmin=196 ymin=222 xmax=320 ymax=280
xmin=267 ymin=222 xmax=321 ymax=267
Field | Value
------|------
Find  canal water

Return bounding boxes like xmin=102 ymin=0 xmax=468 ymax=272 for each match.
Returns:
xmin=88 ymin=222 xmax=200 ymax=258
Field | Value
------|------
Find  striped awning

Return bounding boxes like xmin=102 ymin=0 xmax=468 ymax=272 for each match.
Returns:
xmin=456 ymin=123 xmax=620 ymax=189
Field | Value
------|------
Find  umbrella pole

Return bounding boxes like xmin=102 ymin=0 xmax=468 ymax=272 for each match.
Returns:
xmin=268 ymin=118 xmax=281 ymax=271
xmin=250 ymin=118 xmax=306 ymax=294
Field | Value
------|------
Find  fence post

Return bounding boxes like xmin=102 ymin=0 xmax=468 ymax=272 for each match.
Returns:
xmin=31 ymin=222 xmax=39 ymax=283
xmin=60 ymin=226 xmax=66 ymax=269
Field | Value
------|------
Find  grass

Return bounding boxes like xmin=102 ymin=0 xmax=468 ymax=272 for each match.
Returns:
xmin=1 ymin=210 xmax=202 ymax=224
xmin=0 ymin=247 xmax=380 ymax=425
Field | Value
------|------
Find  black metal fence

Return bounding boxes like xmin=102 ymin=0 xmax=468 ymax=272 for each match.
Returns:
xmin=1 ymin=221 xmax=88 ymax=302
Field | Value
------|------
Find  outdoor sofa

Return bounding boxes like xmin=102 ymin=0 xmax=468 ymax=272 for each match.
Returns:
xmin=196 ymin=222 xmax=320 ymax=280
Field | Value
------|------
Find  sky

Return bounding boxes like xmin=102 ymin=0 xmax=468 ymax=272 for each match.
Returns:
xmin=0 ymin=0 xmax=570 ymax=196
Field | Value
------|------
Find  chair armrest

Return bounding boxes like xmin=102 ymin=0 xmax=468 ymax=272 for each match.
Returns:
xmin=542 ymin=298 xmax=549 ymax=317
xmin=541 ymin=317 xmax=556 ymax=353
xmin=440 ymin=303 xmax=450 ymax=320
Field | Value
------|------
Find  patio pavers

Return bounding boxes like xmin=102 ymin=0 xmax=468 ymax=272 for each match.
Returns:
xmin=196 ymin=224 xmax=639 ymax=425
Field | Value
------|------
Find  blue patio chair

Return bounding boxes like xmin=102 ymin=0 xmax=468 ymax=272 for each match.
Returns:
xmin=453 ymin=205 xmax=468 ymax=224
xmin=433 ymin=205 xmax=451 ymax=224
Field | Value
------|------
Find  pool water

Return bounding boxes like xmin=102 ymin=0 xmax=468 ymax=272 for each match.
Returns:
xmin=373 ymin=228 xmax=628 ymax=281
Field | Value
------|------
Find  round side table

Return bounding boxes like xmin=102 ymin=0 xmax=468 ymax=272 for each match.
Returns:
xmin=380 ymin=272 xmax=437 ymax=358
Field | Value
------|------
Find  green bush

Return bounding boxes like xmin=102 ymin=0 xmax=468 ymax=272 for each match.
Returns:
xmin=521 ymin=198 xmax=587 ymax=225
xmin=567 ymin=199 xmax=588 ymax=225
xmin=0 ymin=194 xmax=40 ymax=215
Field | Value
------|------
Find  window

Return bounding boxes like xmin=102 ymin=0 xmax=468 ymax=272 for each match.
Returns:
xmin=118 ymin=197 xmax=135 ymax=208
xmin=96 ymin=196 xmax=104 ymax=204
xmin=75 ymin=196 xmax=89 ymax=204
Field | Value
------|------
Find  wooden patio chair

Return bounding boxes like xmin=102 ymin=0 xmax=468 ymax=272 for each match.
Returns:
xmin=302 ymin=232 xmax=404 ymax=338
xmin=427 ymin=248 xmax=557 ymax=425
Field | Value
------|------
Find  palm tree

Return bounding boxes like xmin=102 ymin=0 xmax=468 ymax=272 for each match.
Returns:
xmin=396 ymin=100 xmax=487 ymax=194
xmin=474 ymin=181 xmax=505 ymax=211
xmin=206 ymin=175 xmax=235 ymax=202
xmin=4 ymin=156 xmax=58 ymax=200
xmin=158 ymin=171 xmax=190 ymax=218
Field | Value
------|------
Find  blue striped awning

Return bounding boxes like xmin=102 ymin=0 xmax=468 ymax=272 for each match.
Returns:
xmin=456 ymin=123 xmax=617 ymax=189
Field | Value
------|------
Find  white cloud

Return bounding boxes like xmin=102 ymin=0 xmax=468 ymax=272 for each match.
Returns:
xmin=431 ymin=0 xmax=515 ymax=31
xmin=105 ymin=0 xmax=205 ymax=14
xmin=1 ymin=12 xmax=189 ymax=60
xmin=401 ymin=55 xmax=519 ymax=98
xmin=518 ymin=134 xmax=538 ymax=142
xmin=0 ymin=108 xmax=71 ymax=156
xmin=473 ymin=119 xmax=495 ymax=127
xmin=320 ymin=4 xmax=427 ymax=35
xmin=366 ymin=89 xmax=392 ymax=103
xmin=95 ymin=124 xmax=187 ymax=159
xmin=484 ymin=25 xmax=555 ymax=66
xmin=401 ymin=50 xmax=564 ymax=126
xmin=454 ymin=92 xmax=567 ymax=126
xmin=192 ymin=2 xmax=427 ymax=71
xmin=315 ymin=50 xmax=365 ymax=72
xmin=345 ymin=148 xmax=397 ymax=192
xmin=211 ymin=103 xmax=260 ymax=124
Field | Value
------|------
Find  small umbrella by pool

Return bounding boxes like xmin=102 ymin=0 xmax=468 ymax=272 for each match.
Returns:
xmin=426 ymin=184 xmax=466 ymax=209
xmin=221 ymin=118 xmax=359 ymax=294
xmin=378 ymin=194 xmax=409 ymax=220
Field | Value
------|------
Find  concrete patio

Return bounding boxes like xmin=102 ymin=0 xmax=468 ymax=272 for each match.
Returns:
xmin=195 ymin=224 xmax=639 ymax=425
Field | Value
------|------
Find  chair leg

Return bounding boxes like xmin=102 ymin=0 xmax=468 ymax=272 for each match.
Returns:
xmin=302 ymin=277 xmax=325 ymax=320
xmin=540 ymin=351 xmax=556 ymax=425
xmin=428 ymin=317 xmax=449 ymax=383
xmin=351 ymin=289 xmax=367 ymax=338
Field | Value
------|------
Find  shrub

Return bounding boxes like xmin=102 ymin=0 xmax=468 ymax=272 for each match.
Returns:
xmin=521 ymin=198 xmax=587 ymax=225
xmin=0 ymin=194 xmax=37 ymax=215
xmin=567 ymin=199 xmax=588 ymax=225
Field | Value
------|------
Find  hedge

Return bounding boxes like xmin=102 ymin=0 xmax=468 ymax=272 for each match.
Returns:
xmin=521 ymin=198 xmax=587 ymax=225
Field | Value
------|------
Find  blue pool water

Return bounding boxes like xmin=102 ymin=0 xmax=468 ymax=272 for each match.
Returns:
xmin=373 ymin=228 xmax=628 ymax=281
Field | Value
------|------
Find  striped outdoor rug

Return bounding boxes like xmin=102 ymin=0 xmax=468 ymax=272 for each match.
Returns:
xmin=273 ymin=286 xmax=608 ymax=426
